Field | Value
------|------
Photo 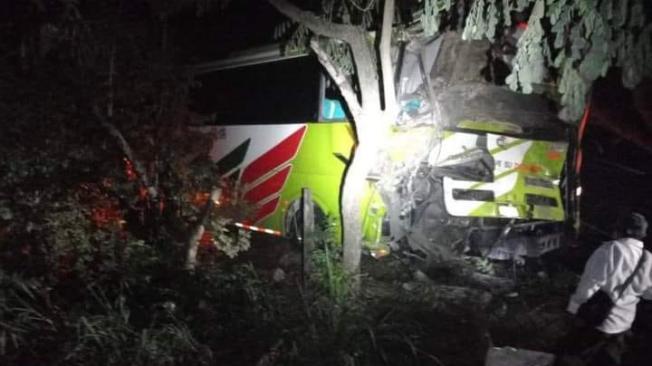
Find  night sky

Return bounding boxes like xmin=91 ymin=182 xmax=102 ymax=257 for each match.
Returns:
xmin=174 ymin=0 xmax=284 ymax=63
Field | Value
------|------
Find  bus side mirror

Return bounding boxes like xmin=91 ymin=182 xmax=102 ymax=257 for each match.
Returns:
xmin=321 ymin=99 xmax=346 ymax=121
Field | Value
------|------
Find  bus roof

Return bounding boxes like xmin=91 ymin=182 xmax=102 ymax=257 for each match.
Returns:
xmin=190 ymin=43 xmax=309 ymax=75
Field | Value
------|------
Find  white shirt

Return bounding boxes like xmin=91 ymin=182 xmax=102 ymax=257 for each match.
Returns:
xmin=567 ymin=238 xmax=652 ymax=334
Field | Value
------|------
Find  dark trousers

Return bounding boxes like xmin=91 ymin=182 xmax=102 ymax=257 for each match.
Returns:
xmin=555 ymin=325 xmax=627 ymax=366
xmin=623 ymin=300 xmax=652 ymax=365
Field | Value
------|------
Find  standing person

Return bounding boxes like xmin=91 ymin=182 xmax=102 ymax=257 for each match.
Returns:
xmin=556 ymin=212 xmax=652 ymax=366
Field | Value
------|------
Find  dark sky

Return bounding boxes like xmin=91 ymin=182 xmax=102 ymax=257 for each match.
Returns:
xmin=173 ymin=0 xmax=283 ymax=63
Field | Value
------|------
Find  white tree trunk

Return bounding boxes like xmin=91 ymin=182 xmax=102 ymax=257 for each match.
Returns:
xmin=341 ymin=113 xmax=388 ymax=274
xmin=268 ymin=0 xmax=397 ymax=279
xmin=340 ymin=143 xmax=369 ymax=273
xmin=379 ymin=0 xmax=398 ymax=115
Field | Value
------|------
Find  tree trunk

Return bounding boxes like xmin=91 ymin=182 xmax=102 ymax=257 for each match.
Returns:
xmin=268 ymin=0 xmax=397 ymax=281
xmin=341 ymin=113 xmax=388 ymax=275
xmin=379 ymin=0 xmax=398 ymax=114
xmin=340 ymin=144 xmax=368 ymax=275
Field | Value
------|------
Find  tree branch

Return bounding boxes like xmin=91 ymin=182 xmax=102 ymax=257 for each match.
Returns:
xmin=184 ymin=187 xmax=221 ymax=271
xmin=379 ymin=0 xmax=397 ymax=115
xmin=107 ymin=43 xmax=116 ymax=118
xmin=267 ymin=0 xmax=357 ymax=42
xmin=93 ymin=105 xmax=158 ymax=200
xmin=310 ymin=39 xmax=362 ymax=119
xmin=348 ymin=32 xmax=382 ymax=112
xmin=268 ymin=0 xmax=381 ymax=113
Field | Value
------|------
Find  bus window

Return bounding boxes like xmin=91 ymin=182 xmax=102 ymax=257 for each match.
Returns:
xmin=191 ymin=56 xmax=321 ymax=125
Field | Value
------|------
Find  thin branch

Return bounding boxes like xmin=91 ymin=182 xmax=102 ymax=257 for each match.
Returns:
xmin=310 ymin=39 xmax=363 ymax=119
xmin=184 ymin=187 xmax=221 ymax=271
xmin=98 ymin=42 xmax=158 ymax=199
xmin=348 ymin=32 xmax=382 ymax=112
xmin=107 ymin=44 xmax=116 ymax=118
xmin=269 ymin=0 xmax=381 ymax=112
xmin=93 ymin=105 xmax=158 ymax=200
xmin=267 ymin=0 xmax=358 ymax=42
xmin=379 ymin=0 xmax=397 ymax=115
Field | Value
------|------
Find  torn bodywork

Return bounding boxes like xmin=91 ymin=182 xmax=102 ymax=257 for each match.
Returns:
xmin=373 ymin=35 xmax=578 ymax=265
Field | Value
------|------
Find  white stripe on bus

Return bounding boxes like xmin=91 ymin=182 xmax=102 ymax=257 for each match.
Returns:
xmin=234 ymin=222 xmax=282 ymax=236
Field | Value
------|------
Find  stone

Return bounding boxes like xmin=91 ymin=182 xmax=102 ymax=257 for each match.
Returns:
xmin=485 ymin=347 xmax=555 ymax=366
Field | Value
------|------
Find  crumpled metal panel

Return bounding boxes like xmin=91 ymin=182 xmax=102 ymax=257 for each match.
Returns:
xmin=435 ymin=83 xmax=568 ymax=140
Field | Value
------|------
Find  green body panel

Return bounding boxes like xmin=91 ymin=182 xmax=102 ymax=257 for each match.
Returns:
xmin=361 ymin=188 xmax=386 ymax=248
xmin=467 ymin=137 xmax=567 ymax=220
xmin=245 ymin=118 xmax=566 ymax=247
xmin=254 ymin=122 xmax=379 ymax=243
xmin=436 ymin=120 xmax=568 ymax=221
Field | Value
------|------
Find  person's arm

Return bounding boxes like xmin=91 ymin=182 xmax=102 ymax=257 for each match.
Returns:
xmin=567 ymin=243 xmax=613 ymax=314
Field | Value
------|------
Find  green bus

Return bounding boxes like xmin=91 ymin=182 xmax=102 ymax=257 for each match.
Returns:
xmin=190 ymin=37 xmax=579 ymax=264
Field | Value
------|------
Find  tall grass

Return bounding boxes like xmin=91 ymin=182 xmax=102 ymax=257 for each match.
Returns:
xmin=251 ymin=221 xmax=440 ymax=366
xmin=0 ymin=213 xmax=439 ymax=366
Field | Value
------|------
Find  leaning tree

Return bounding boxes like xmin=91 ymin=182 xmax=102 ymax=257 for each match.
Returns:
xmin=267 ymin=0 xmax=651 ymax=276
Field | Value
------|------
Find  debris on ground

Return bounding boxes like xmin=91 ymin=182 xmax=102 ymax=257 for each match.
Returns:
xmin=485 ymin=347 xmax=555 ymax=366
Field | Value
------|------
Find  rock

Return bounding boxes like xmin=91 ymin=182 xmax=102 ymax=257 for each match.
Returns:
xmin=425 ymin=284 xmax=493 ymax=310
xmin=424 ymin=259 xmax=515 ymax=294
xmin=278 ymin=252 xmax=301 ymax=269
xmin=402 ymin=281 xmax=419 ymax=291
xmin=272 ymin=268 xmax=285 ymax=282
xmin=413 ymin=269 xmax=431 ymax=282
xmin=410 ymin=268 xmax=494 ymax=310
xmin=272 ymin=268 xmax=286 ymax=283
xmin=485 ymin=347 xmax=555 ymax=366
xmin=467 ymin=272 xmax=515 ymax=294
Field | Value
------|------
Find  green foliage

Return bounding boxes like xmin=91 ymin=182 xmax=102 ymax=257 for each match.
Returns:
xmin=209 ymin=217 xmax=251 ymax=258
xmin=1 ymin=210 xmax=435 ymax=366
xmin=504 ymin=0 xmax=549 ymax=94
xmin=311 ymin=221 xmax=353 ymax=303
xmin=422 ymin=0 xmax=454 ymax=37
xmin=273 ymin=0 xmax=386 ymax=95
xmin=0 ymin=263 xmax=273 ymax=365
xmin=0 ymin=272 xmax=59 ymax=361
xmin=462 ymin=0 xmax=494 ymax=41
xmin=464 ymin=256 xmax=496 ymax=275
xmin=451 ymin=0 xmax=652 ymax=121
xmin=272 ymin=0 xmax=650 ymax=124
xmin=0 ymin=7 xmax=253 ymax=364
xmin=64 ymin=286 xmax=209 ymax=366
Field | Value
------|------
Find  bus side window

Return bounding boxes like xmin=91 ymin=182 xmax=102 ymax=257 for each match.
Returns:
xmin=191 ymin=56 xmax=321 ymax=125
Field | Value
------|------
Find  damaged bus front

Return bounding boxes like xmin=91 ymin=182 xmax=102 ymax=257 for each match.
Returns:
xmin=372 ymin=35 xmax=579 ymax=264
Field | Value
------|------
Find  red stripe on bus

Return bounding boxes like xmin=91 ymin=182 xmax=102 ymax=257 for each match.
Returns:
xmin=243 ymin=165 xmax=292 ymax=204
xmin=576 ymin=102 xmax=591 ymax=174
xmin=253 ymin=196 xmax=280 ymax=224
xmin=241 ymin=126 xmax=306 ymax=185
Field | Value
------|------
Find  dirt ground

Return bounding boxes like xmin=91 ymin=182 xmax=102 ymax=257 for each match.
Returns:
xmin=360 ymin=253 xmax=576 ymax=366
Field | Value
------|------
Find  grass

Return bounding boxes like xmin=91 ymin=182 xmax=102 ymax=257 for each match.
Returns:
xmin=0 ymin=216 xmax=577 ymax=366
